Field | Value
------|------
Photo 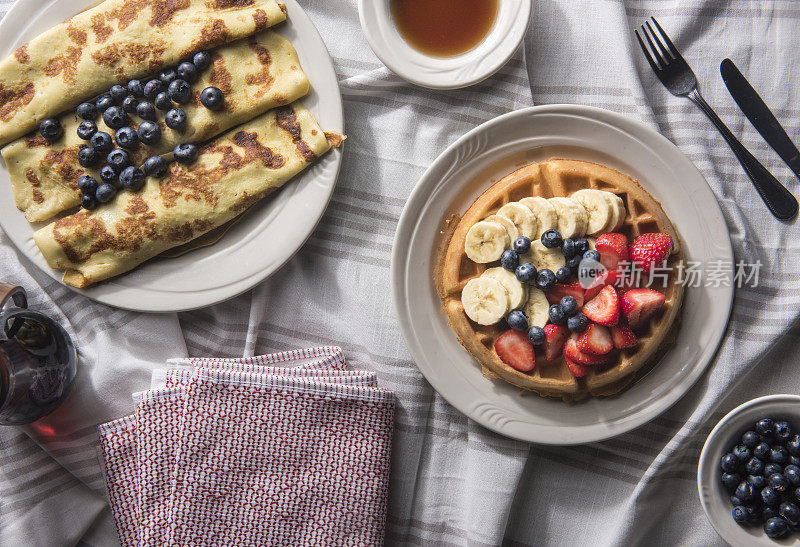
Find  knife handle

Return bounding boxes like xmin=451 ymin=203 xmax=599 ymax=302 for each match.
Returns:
xmin=689 ymin=90 xmax=798 ymax=221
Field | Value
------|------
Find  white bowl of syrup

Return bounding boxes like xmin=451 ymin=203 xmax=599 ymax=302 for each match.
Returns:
xmin=359 ymin=0 xmax=532 ymax=89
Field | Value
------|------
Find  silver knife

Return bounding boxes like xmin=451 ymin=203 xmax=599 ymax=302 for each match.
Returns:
xmin=721 ymin=58 xmax=800 ymax=178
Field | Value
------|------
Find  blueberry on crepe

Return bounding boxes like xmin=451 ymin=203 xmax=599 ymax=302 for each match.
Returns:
xmin=107 ymin=148 xmax=131 ymax=173
xmin=119 ymin=166 xmax=145 ymax=192
xmin=193 ymin=50 xmax=211 ymax=70
xmin=200 ymin=87 xmax=224 ymax=110
xmin=138 ymin=121 xmax=162 ymax=146
xmin=99 ymin=165 xmax=117 ymax=184
xmin=76 ymin=121 xmax=97 ymax=140
xmin=109 ymin=84 xmax=127 ymax=104
xmin=39 ymin=118 xmax=62 ymax=141
xmin=143 ymin=156 xmax=167 ymax=178
xmin=155 ymin=92 xmax=173 ymax=111
xmin=90 ymin=132 xmax=113 ymax=155
xmin=173 ymin=143 xmax=198 ymax=164
xmin=136 ymin=101 xmax=157 ymax=121
xmin=168 ymin=79 xmax=191 ymax=104
xmin=127 ymin=79 xmax=144 ymax=98
xmin=95 ymin=94 xmax=114 ymax=112
xmin=95 ymin=183 xmax=117 ymax=203
xmin=77 ymin=146 xmax=99 ymax=168
xmin=122 ymin=95 xmax=138 ymax=114
xmin=77 ymin=102 xmax=97 ymax=120
xmin=103 ymin=106 xmax=128 ymax=130
xmin=143 ymin=79 xmax=163 ymax=101
xmin=115 ymin=127 xmax=139 ymax=150
xmin=177 ymin=61 xmax=198 ymax=83
xmin=165 ymin=108 xmax=187 ymax=130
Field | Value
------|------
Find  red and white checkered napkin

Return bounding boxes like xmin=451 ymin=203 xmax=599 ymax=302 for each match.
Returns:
xmin=97 ymin=415 xmax=140 ymax=546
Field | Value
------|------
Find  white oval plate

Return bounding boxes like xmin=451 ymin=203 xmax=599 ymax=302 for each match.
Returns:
xmin=0 ymin=0 xmax=343 ymax=312
xmin=391 ymin=104 xmax=734 ymax=445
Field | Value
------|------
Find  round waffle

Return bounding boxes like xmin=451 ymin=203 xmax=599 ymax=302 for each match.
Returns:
xmin=435 ymin=158 xmax=685 ymax=402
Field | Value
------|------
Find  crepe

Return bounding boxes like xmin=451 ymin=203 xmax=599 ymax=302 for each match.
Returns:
xmin=0 ymin=0 xmax=286 ymax=146
xmin=2 ymin=30 xmax=309 ymax=222
xmin=34 ymin=102 xmax=339 ymax=288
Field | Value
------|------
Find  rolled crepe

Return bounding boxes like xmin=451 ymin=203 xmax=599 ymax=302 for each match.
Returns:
xmin=0 ymin=0 xmax=286 ymax=146
xmin=2 ymin=30 xmax=309 ymax=222
xmin=34 ymin=102 xmax=339 ymax=288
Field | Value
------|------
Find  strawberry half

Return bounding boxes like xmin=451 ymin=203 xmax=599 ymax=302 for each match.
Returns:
xmin=542 ymin=324 xmax=569 ymax=361
xmin=582 ymin=285 xmax=620 ymax=326
xmin=494 ymin=330 xmax=535 ymax=372
xmin=577 ymin=324 xmax=613 ymax=355
xmin=565 ymin=356 xmax=592 ymax=378
xmin=621 ymin=288 xmax=666 ymax=329
xmin=583 ymin=269 xmax=619 ymax=302
xmin=611 ymin=319 xmax=637 ymax=349
xmin=564 ymin=335 xmax=608 ymax=365
xmin=546 ymin=281 xmax=584 ymax=308
xmin=595 ymin=232 xmax=629 ymax=271
xmin=629 ymin=232 xmax=672 ymax=271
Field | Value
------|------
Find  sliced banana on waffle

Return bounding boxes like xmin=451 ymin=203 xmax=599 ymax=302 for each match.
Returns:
xmin=464 ymin=221 xmax=510 ymax=263
xmin=461 ymin=277 xmax=509 ymax=325
xmin=497 ymin=202 xmax=538 ymax=240
xmin=524 ymin=241 xmax=566 ymax=272
xmin=520 ymin=197 xmax=558 ymax=238
xmin=523 ymin=287 xmax=550 ymax=328
xmin=570 ymin=189 xmax=615 ymax=236
xmin=607 ymin=193 xmax=626 ymax=231
xmin=547 ymin=197 xmax=588 ymax=238
xmin=485 ymin=214 xmax=520 ymax=242
xmin=482 ymin=267 xmax=528 ymax=310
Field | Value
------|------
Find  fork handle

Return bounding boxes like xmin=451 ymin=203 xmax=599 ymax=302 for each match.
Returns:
xmin=688 ymin=90 xmax=798 ymax=220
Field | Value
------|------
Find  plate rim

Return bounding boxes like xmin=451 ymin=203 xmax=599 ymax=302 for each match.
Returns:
xmin=391 ymin=103 xmax=734 ymax=445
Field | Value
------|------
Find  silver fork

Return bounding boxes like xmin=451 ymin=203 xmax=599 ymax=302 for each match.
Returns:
xmin=636 ymin=17 xmax=798 ymax=221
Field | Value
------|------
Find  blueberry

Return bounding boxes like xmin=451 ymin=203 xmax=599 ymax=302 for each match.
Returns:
xmin=154 ymin=91 xmax=173 ymax=111
xmin=77 ymin=175 xmax=98 ymax=194
xmin=574 ymin=238 xmax=589 ymax=254
xmin=765 ymin=463 xmax=784 ymax=477
xmin=159 ymin=68 xmax=178 ymax=85
xmin=763 ymin=506 xmax=778 ymax=522
xmin=788 ymin=435 xmax=800 ymax=455
xmin=515 ymin=263 xmax=536 ymax=284
xmin=776 ymin=421 xmax=793 ymax=441
xmin=747 ymin=474 xmax=766 ymax=489
xmin=122 ymin=95 xmax=138 ymax=114
xmin=513 ymin=236 xmax=531 ymax=255
xmin=735 ymin=481 xmax=755 ymax=501
xmin=791 ymin=455 xmax=800 ymax=467
xmin=770 ymin=473 xmax=790 ymax=493
xmin=501 ymin=249 xmax=519 ymax=272
xmin=200 ymin=86 xmax=224 ymax=110
xmin=561 ymin=238 xmax=575 ymax=258
xmin=107 ymin=148 xmax=131 ymax=173
xmin=567 ymin=313 xmax=588 ymax=333
xmin=721 ymin=453 xmax=739 ymax=473
xmin=541 ymin=229 xmax=563 ymax=249
xmin=77 ymin=120 xmax=97 ymax=140
xmin=137 ymin=121 xmax=162 ymax=146
xmin=583 ymin=249 xmax=601 ymax=263
xmin=108 ymin=84 xmax=126 ymax=104
xmin=782 ymin=502 xmax=800 ymax=526
xmin=762 ymin=486 xmax=780 ymax=506
xmin=119 ymin=166 xmax=145 ymax=192
xmin=90 ymin=131 xmax=113 ymax=155
xmin=81 ymin=193 xmax=98 ymax=210
xmin=742 ymin=431 xmax=760 ymax=448
xmin=745 ymin=457 xmax=764 ymax=475
xmin=165 ymin=108 xmax=187 ymax=130
xmin=756 ymin=418 xmax=775 ymax=436
xmin=193 ymin=50 xmax=211 ymax=70
xmin=507 ymin=310 xmax=528 ymax=332
xmin=177 ymin=61 xmax=198 ymax=83
xmin=100 ymin=165 xmax=117 ymax=184
xmin=548 ymin=304 xmax=566 ymax=325
xmin=136 ymin=101 xmax=157 ymax=121
xmin=746 ymin=504 xmax=763 ymax=525
xmin=732 ymin=445 xmax=752 ymax=463
xmin=772 ymin=446 xmax=790 ymax=464
xmin=115 ymin=127 xmax=139 ymax=150
xmin=764 ymin=517 xmax=789 ymax=538
xmin=95 ymin=94 xmax=114 ymax=112
xmin=95 ymin=182 xmax=117 ymax=203
xmin=103 ymin=106 xmax=128 ymax=130
xmin=527 ymin=325 xmax=545 ymax=346
xmin=536 ymin=269 xmax=556 ymax=292
xmin=754 ymin=442 xmax=771 ymax=460
xmin=555 ymin=267 xmax=571 ymax=284
xmin=173 ymin=143 xmax=198 ymax=164
xmin=127 ymin=79 xmax=144 ymax=98
xmin=77 ymin=146 xmax=100 ymax=168
xmin=143 ymin=155 xmax=168 ymax=178
xmin=77 ymin=102 xmax=97 ymax=120
xmin=39 ymin=118 xmax=62 ymax=141
xmin=730 ymin=495 xmax=744 ymax=506
xmin=786 ymin=466 xmax=800 ymax=486
xmin=143 ymin=79 xmax=163 ymax=100
xmin=560 ymin=296 xmax=578 ymax=316
xmin=732 ymin=505 xmax=748 ymax=523
xmin=168 ymin=79 xmax=191 ymax=104
xmin=566 ymin=255 xmax=582 ymax=271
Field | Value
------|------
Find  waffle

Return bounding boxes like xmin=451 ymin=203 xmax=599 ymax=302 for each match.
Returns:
xmin=435 ymin=158 xmax=685 ymax=402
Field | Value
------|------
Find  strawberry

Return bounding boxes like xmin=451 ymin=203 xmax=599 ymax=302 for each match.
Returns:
xmin=577 ymin=324 xmax=613 ymax=355
xmin=564 ymin=335 xmax=608 ymax=365
xmin=546 ymin=281 xmax=584 ymax=308
xmin=595 ymin=233 xmax=629 ymax=271
xmin=583 ymin=269 xmax=619 ymax=301
xmin=611 ymin=319 xmax=637 ymax=349
xmin=494 ymin=330 xmax=535 ymax=372
xmin=629 ymin=232 xmax=672 ymax=271
xmin=542 ymin=324 xmax=569 ymax=361
xmin=582 ymin=285 xmax=620 ymax=326
xmin=621 ymin=288 xmax=666 ymax=329
xmin=565 ymin=356 xmax=591 ymax=378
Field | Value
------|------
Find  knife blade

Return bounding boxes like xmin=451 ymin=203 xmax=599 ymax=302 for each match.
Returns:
xmin=721 ymin=58 xmax=800 ymax=178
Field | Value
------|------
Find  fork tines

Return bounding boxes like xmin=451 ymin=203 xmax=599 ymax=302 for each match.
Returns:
xmin=635 ymin=17 xmax=679 ymax=72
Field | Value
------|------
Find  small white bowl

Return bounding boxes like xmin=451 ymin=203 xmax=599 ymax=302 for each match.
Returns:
xmin=358 ymin=0 xmax=532 ymax=89
xmin=698 ymin=395 xmax=800 ymax=546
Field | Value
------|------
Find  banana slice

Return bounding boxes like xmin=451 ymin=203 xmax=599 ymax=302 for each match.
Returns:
xmin=464 ymin=221 xmax=510 ymax=263
xmin=482 ymin=267 xmax=528 ymax=310
xmin=520 ymin=197 xmax=558 ymax=238
xmin=548 ymin=197 xmax=588 ymax=238
xmin=570 ymin=189 xmax=616 ymax=236
xmin=607 ymin=192 xmax=626 ymax=230
xmin=524 ymin=241 xmax=566 ymax=272
xmin=461 ymin=277 xmax=510 ymax=325
xmin=497 ymin=202 xmax=538 ymax=240
xmin=523 ymin=287 xmax=550 ymax=328
xmin=485 ymin=214 xmax=519 ymax=242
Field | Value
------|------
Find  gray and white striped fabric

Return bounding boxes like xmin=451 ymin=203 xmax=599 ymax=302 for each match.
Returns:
xmin=1 ymin=0 xmax=800 ymax=545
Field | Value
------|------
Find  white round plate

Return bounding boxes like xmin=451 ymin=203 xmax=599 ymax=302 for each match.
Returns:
xmin=391 ymin=104 xmax=734 ymax=445
xmin=0 ymin=0 xmax=343 ymax=312
xmin=698 ymin=395 xmax=800 ymax=546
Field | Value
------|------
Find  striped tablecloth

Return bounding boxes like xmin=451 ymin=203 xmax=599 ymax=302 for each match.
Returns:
xmin=2 ymin=1 xmax=800 ymax=545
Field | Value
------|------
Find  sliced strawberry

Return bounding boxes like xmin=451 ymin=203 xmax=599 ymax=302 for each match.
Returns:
xmin=595 ymin=233 xmax=629 ymax=271
xmin=565 ymin=356 xmax=591 ymax=378
xmin=542 ymin=324 xmax=569 ymax=361
xmin=582 ymin=285 xmax=620 ymax=326
xmin=494 ymin=330 xmax=535 ymax=372
xmin=577 ymin=324 xmax=613 ymax=355
xmin=611 ymin=319 xmax=637 ymax=349
xmin=564 ymin=335 xmax=609 ymax=366
xmin=621 ymin=288 xmax=667 ymax=329
xmin=629 ymin=232 xmax=672 ymax=271
xmin=546 ymin=281 xmax=584 ymax=307
xmin=583 ymin=269 xmax=619 ymax=301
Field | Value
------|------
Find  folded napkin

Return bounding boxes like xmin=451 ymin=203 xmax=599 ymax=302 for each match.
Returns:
xmin=97 ymin=347 xmax=395 ymax=546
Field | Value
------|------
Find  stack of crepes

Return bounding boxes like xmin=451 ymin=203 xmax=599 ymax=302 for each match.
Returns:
xmin=97 ymin=347 xmax=395 ymax=546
